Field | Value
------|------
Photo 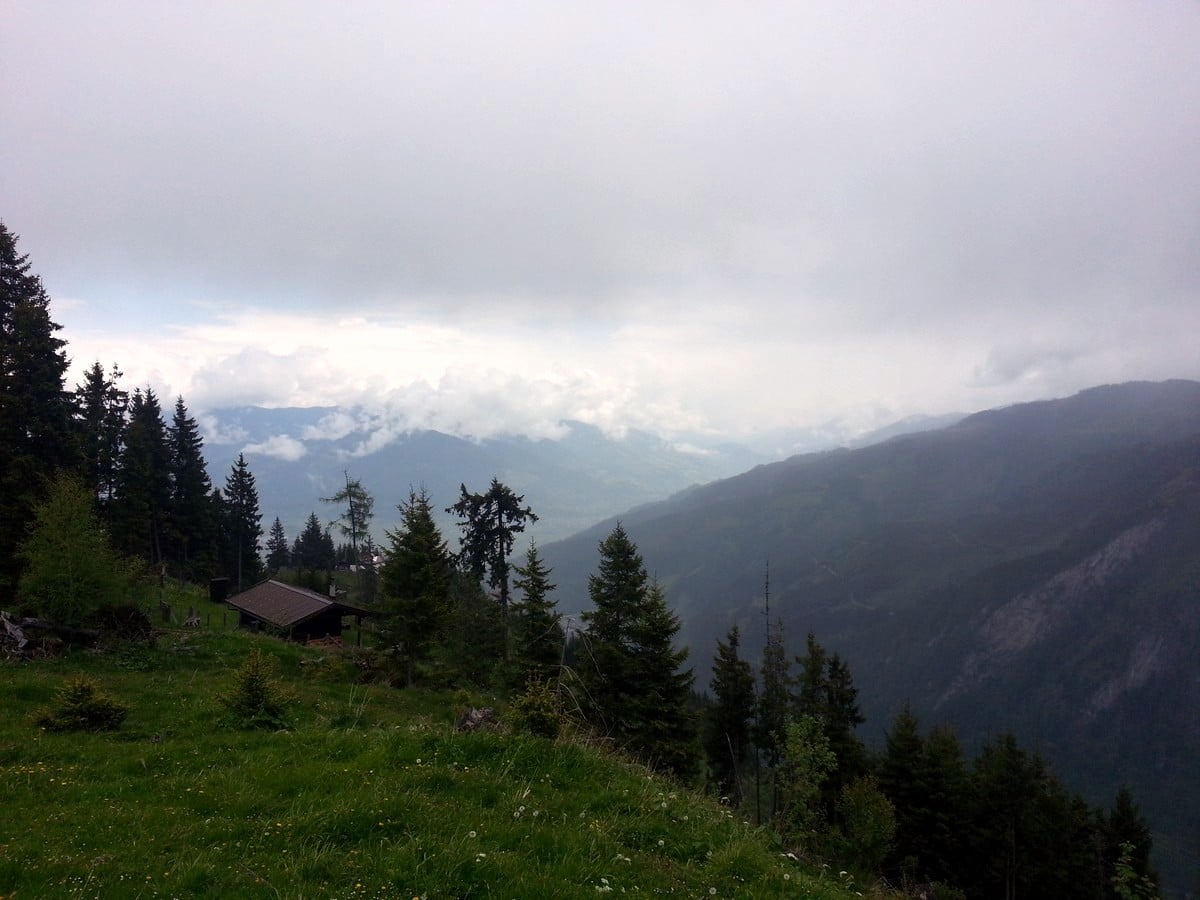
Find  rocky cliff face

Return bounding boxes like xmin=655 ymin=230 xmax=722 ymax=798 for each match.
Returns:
xmin=938 ymin=517 xmax=1165 ymax=709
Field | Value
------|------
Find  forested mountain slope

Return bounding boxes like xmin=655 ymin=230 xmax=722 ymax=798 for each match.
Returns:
xmin=543 ymin=380 xmax=1200 ymax=893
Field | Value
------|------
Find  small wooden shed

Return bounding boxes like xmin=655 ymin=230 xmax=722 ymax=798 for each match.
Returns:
xmin=225 ymin=580 xmax=371 ymax=644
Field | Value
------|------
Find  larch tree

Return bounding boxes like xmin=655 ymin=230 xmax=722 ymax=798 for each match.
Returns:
xmin=321 ymin=472 xmax=374 ymax=563
xmin=448 ymin=478 xmax=538 ymax=619
xmin=0 ymin=222 xmax=77 ymax=599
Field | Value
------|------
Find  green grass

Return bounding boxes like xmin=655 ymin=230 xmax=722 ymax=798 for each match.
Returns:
xmin=1 ymin=624 xmax=867 ymax=899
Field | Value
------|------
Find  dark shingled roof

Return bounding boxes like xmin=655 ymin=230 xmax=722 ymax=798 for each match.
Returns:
xmin=225 ymin=580 xmax=372 ymax=629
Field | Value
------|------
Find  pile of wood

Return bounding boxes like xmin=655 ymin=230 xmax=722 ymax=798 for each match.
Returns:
xmin=0 ymin=611 xmax=89 ymax=659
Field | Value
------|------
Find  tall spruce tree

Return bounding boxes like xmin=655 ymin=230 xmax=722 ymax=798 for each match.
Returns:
xmin=448 ymin=478 xmax=538 ymax=618
xmin=627 ymin=580 xmax=695 ymax=776
xmin=0 ymin=223 xmax=77 ymax=598
xmin=1101 ymin=787 xmax=1158 ymax=899
xmin=265 ymin=517 xmax=290 ymax=573
xmin=221 ymin=453 xmax=263 ymax=591
xmin=111 ymin=388 xmax=172 ymax=566
xmin=379 ymin=487 xmax=453 ymax=686
xmin=509 ymin=542 xmax=563 ymax=686
xmin=74 ymin=361 xmax=127 ymax=513
xmin=754 ymin=616 xmax=790 ymax=770
xmin=167 ymin=396 xmax=215 ymax=581
xmin=292 ymin=512 xmax=335 ymax=591
xmin=706 ymin=625 xmax=756 ymax=804
xmin=581 ymin=523 xmax=695 ymax=776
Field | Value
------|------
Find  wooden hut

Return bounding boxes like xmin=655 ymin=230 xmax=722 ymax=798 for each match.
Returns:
xmin=225 ymin=580 xmax=371 ymax=644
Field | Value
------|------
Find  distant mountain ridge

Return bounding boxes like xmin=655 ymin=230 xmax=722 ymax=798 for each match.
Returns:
xmin=199 ymin=409 xmax=769 ymax=542
xmin=540 ymin=380 xmax=1200 ymax=893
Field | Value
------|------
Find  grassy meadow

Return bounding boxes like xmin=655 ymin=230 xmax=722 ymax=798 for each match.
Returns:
xmin=0 ymin=601 xmax=866 ymax=899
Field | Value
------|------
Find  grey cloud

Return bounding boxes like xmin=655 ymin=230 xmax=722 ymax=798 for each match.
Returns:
xmin=4 ymin=2 xmax=1200 ymax=438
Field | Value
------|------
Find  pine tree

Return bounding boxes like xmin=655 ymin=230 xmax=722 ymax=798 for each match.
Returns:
xmin=705 ymin=625 xmax=756 ymax=804
xmin=292 ymin=512 xmax=334 ymax=591
xmin=448 ymin=478 xmax=538 ymax=618
xmin=792 ymin=631 xmax=827 ymax=720
xmin=74 ymin=361 xmax=127 ymax=513
xmin=1101 ymin=787 xmax=1158 ymax=899
xmin=509 ymin=542 xmax=563 ymax=686
xmin=442 ymin=568 xmax=506 ymax=686
xmin=0 ymin=222 xmax=77 ymax=598
xmin=111 ymin=388 xmax=172 ymax=566
xmin=265 ymin=517 xmax=290 ymax=573
xmin=581 ymin=523 xmax=648 ymax=738
xmin=581 ymin=524 xmax=695 ymax=776
xmin=917 ymin=725 xmax=971 ymax=887
xmin=822 ymin=651 xmax=868 ymax=806
xmin=167 ymin=395 xmax=215 ymax=581
xmin=379 ymin=487 xmax=453 ymax=687
xmin=627 ymin=580 xmax=695 ymax=776
xmin=754 ymin=616 xmax=790 ymax=769
xmin=221 ymin=453 xmax=263 ymax=591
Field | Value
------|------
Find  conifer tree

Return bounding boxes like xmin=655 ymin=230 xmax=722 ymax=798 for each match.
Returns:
xmin=917 ymin=724 xmax=971 ymax=887
xmin=265 ymin=517 xmax=290 ymax=573
xmin=442 ymin=568 xmax=506 ymax=686
xmin=510 ymin=542 xmax=563 ymax=686
xmin=221 ymin=453 xmax=263 ymax=591
xmin=877 ymin=705 xmax=927 ymax=880
xmin=379 ymin=487 xmax=452 ymax=686
xmin=292 ymin=512 xmax=334 ymax=591
xmin=74 ymin=361 xmax=127 ymax=513
xmin=627 ymin=580 xmax=695 ymax=776
xmin=448 ymin=478 xmax=538 ymax=618
xmin=581 ymin=524 xmax=695 ymax=776
xmin=581 ymin=523 xmax=648 ymax=737
xmin=1101 ymin=787 xmax=1158 ymax=899
xmin=0 ymin=223 xmax=77 ymax=598
xmin=167 ymin=395 xmax=216 ymax=580
xmin=111 ymin=388 xmax=172 ymax=566
xmin=322 ymin=472 xmax=374 ymax=562
xmin=754 ymin=616 xmax=790 ymax=769
xmin=706 ymin=625 xmax=756 ymax=803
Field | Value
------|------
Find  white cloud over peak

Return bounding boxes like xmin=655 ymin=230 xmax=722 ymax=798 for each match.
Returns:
xmin=242 ymin=434 xmax=308 ymax=462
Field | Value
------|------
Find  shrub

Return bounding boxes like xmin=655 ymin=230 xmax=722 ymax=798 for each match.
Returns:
xmin=219 ymin=646 xmax=293 ymax=729
xmin=34 ymin=675 xmax=129 ymax=732
xmin=510 ymin=678 xmax=564 ymax=739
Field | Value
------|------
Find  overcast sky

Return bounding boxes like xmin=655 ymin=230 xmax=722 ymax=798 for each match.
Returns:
xmin=4 ymin=2 xmax=1198 ymax=450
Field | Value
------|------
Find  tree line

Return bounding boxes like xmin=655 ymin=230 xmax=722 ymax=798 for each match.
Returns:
xmin=1 ymin=223 xmax=266 ymax=606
